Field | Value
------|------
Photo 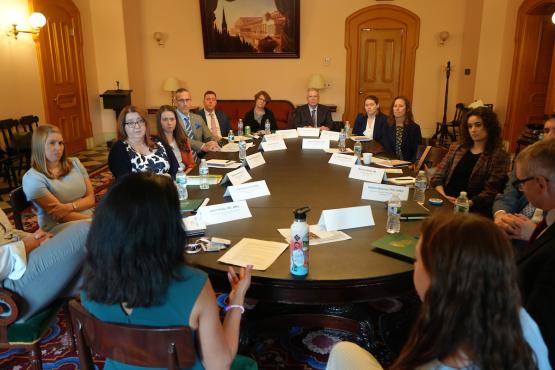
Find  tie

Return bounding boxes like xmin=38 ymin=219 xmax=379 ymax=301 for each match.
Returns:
xmin=183 ymin=115 xmax=198 ymax=162
xmin=209 ymin=112 xmax=219 ymax=139
xmin=311 ymin=109 xmax=317 ymax=127
xmin=529 ymin=217 xmax=547 ymax=244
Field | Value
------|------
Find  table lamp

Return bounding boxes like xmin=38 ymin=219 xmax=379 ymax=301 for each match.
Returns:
xmin=163 ymin=77 xmax=180 ymax=106
xmin=307 ymin=74 xmax=325 ymax=90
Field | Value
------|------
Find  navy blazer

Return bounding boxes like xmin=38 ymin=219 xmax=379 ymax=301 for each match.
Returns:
xmin=198 ymin=109 xmax=231 ymax=137
xmin=352 ymin=112 xmax=388 ymax=139
xmin=380 ymin=122 xmax=422 ymax=162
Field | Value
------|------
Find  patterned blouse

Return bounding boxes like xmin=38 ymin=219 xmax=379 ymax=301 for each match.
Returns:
xmin=395 ymin=125 xmax=404 ymax=159
xmin=124 ymin=141 xmax=171 ymax=175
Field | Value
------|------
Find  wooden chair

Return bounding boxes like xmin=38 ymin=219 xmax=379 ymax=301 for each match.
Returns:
xmin=69 ymin=300 xmax=197 ymax=370
xmin=415 ymin=145 xmax=448 ymax=170
xmin=9 ymin=186 xmax=32 ymax=231
xmin=18 ymin=115 xmax=39 ymax=133
xmin=0 ymin=118 xmax=28 ymax=184
xmin=17 ymin=116 xmax=38 ymax=171
xmin=434 ymin=103 xmax=470 ymax=145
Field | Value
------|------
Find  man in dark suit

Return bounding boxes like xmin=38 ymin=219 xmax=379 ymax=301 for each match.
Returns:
xmin=292 ymin=88 xmax=334 ymax=130
xmin=198 ymin=90 xmax=231 ymax=141
xmin=515 ymin=138 xmax=555 ymax=366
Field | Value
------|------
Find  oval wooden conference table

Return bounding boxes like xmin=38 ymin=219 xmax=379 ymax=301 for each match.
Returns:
xmin=185 ymin=137 xmax=446 ymax=310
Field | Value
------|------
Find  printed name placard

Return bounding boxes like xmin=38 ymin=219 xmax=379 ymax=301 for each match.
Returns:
xmin=318 ymin=205 xmax=375 ymax=231
xmin=245 ymin=152 xmax=266 ymax=169
xmin=303 ymin=138 xmax=330 ymax=150
xmin=328 ymin=153 xmax=357 ymax=168
xmin=263 ymin=133 xmax=282 ymax=143
xmin=197 ymin=200 xmax=252 ymax=225
xmin=348 ymin=165 xmax=385 ymax=183
xmin=260 ymin=140 xmax=287 ymax=151
xmin=222 ymin=166 xmax=252 ymax=185
xmin=319 ymin=130 xmax=340 ymax=141
xmin=297 ymin=127 xmax=320 ymax=137
xmin=223 ymin=180 xmax=271 ymax=201
xmin=361 ymin=182 xmax=410 ymax=202
xmin=276 ymin=129 xmax=298 ymax=139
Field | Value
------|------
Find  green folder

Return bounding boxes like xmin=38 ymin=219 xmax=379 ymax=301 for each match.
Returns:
xmin=180 ymin=198 xmax=205 ymax=214
xmin=372 ymin=233 xmax=418 ymax=262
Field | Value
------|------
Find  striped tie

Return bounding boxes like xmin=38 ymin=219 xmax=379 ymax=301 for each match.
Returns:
xmin=183 ymin=115 xmax=198 ymax=162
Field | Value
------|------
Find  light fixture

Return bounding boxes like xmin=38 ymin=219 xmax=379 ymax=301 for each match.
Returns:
xmin=307 ymin=74 xmax=326 ymax=90
xmin=153 ymin=32 xmax=166 ymax=46
xmin=552 ymin=11 xmax=555 ymax=24
xmin=163 ymin=77 xmax=180 ymax=105
xmin=7 ymin=12 xmax=46 ymax=40
xmin=438 ymin=31 xmax=450 ymax=46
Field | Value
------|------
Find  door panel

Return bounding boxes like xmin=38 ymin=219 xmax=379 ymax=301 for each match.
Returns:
xmin=33 ymin=0 xmax=91 ymax=154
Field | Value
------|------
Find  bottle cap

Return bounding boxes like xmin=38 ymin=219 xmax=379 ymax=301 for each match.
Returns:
xmin=460 ymin=191 xmax=467 ymax=196
xmin=429 ymin=198 xmax=443 ymax=206
xmin=293 ymin=206 xmax=311 ymax=221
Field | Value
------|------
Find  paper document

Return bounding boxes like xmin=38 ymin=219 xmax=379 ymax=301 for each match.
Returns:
xmin=218 ymin=238 xmax=288 ymax=270
xmin=324 ymin=148 xmax=354 ymax=154
xmin=220 ymin=142 xmax=254 ymax=153
xmin=278 ymin=225 xmax=351 ymax=245
xmin=350 ymin=135 xmax=372 ymax=141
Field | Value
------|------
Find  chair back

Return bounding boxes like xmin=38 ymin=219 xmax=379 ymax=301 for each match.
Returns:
xmin=18 ymin=115 xmax=39 ymax=133
xmin=68 ymin=300 xmax=197 ymax=370
xmin=452 ymin=103 xmax=470 ymax=126
xmin=9 ymin=186 xmax=32 ymax=231
xmin=0 ymin=119 xmax=19 ymax=153
xmin=415 ymin=145 xmax=448 ymax=169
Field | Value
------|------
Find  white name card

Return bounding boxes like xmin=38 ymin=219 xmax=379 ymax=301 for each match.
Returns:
xmin=328 ymin=153 xmax=357 ymax=168
xmin=319 ymin=130 xmax=340 ymax=141
xmin=260 ymin=140 xmax=287 ymax=151
xmin=297 ymin=127 xmax=320 ymax=137
xmin=348 ymin=165 xmax=385 ymax=183
xmin=222 ymin=166 xmax=252 ymax=185
xmin=276 ymin=129 xmax=298 ymax=139
xmin=318 ymin=205 xmax=375 ymax=231
xmin=246 ymin=152 xmax=265 ymax=169
xmin=197 ymin=200 xmax=252 ymax=225
xmin=224 ymin=180 xmax=271 ymax=201
xmin=303 ymin=138 xmax=330 ymax=150
xmin=361 ymin=182 xmax=410 ymax=202
xmin=263 ymin=133 xmax=282 ymax=143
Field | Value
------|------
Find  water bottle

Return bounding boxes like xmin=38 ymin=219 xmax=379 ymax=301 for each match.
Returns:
xmin=175 ymin=166 xmax=188 ymax=200
xmin=228 ymin=129 xmax=234 ymax=142
xmin=290 ymin=207 xmax=310 ymax=278
xmin=413 ymin=170 xmax=427 ymax=204
xmin=354 ymin=140 xmax=362 ymax=162
xmin=344 ymin=121 xmax=350 ymax=138
xmin=454 ymin=191 xmax=470 ymax=213
xmin=264 ymin=119 xmax=271 ymax=135
xmin=199 ymin=159 xmax=209 ymax=190
xmin=338 ymin=131 xmax=346 ymax=152
xmin=237 ymin=119 xmax=244 ymax=137
xmin=386 ymin=192 xmax=401 ymax=234
xmin=238 ymin=137 xmax=247 ymax=163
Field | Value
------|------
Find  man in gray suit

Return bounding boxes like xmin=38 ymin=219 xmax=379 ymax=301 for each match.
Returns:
xmin=175 ymin=88 xmax=220 ymax=155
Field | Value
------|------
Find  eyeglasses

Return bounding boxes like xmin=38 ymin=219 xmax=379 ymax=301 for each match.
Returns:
xmin=512 ymin=176 xmax=535 ymax=191
xmin=543 ymin=127 xmax=555 ymax=134
xmin=176 ymin=98 xmax=192 ymax=103
xmin=125 ymin=119 xmax=145 ymax=128
xmin=257 ymin=97 xmax=266 ymax=102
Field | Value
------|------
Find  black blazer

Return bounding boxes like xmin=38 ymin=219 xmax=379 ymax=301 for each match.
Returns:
xmin=352 ymin=112 xmax=388 ymax=138
xmin=518 ymin=221 xmax=555 ymax=366
xmin=243 ymin=108 xmax=277 ymax=132
xmin=380 ymin=122 xmax=422 ymax=162
xmin=292 ymin=104 xmax=334 ymax=130
xmin=198 ymin=109 xmax=231 ymax=137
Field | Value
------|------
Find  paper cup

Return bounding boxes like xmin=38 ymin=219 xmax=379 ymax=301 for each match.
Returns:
xmin=363 ymin=152 xmax=372 ymax=165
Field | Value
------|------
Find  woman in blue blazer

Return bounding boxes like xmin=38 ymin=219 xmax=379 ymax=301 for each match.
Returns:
xmin=381 ymin=96 xmax=422 ymax=162
xmin=352 ymin=95 xmax=388 ymax=141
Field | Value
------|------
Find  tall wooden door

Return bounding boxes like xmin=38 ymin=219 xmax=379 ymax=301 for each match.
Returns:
xmin=32 ymin=0 xmax=91 ymax=154
xmin=344 ymin=5 xmax=419 ymax=123
xmin=358 ymin=28 xmax=403 ymax=114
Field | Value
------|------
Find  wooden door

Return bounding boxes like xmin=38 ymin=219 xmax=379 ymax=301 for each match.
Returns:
xmin=358 ymin=28 xmax=403 ymax=114
xmin=32 ymin=0 xmax=92 ymax=154
xmin=344 ymin=5 xmax=419 ymax=123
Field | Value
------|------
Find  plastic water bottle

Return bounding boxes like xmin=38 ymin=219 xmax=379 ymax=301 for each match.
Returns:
xmin=237 ymin=119 xmax=244 ymax=137
xmin=386 ymin=192 xmax=401 ymax=234
xmin=338 ymin=131 xmax=346 ymax=152
xmin=290 ymin=207 xmax=310 ymax=278
xmin=175 ymin=167 xmax=188 ymax=200
xmin=344 ymin=121 xmax=350 ymax=138
xmin=238 ymin=137 xmax=247 ymax=163
xmin=228 ymin=129 xmax=234 ymax=142
xmin=199 ymin=159 xmax=209 ymax=190
xmin=454 ymin=191 xmax=470 ymax=213
xmin=413 ymin=170 xmax=427 ymax=204
xmin=354 ymin=141 xmax=362 ymax=161
xmin=264 ymin=119 xmax=271 ymax=135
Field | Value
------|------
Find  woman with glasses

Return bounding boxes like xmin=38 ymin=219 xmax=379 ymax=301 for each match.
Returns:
xmin=22 ymin=124 xmax=94 ymax=233
xmin=108 ymin=105 xmax=178 ymax=179
xmin=430 ymin=106 xmax=509 ymax=216
xmin=243 ymin=90 xmax=277 ymax=133
xmin=155 ymin=105 xmax=195 ymax=174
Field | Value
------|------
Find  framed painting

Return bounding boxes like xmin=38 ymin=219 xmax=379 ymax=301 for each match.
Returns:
xmin=200 ymin=0 xmax=300 ymax=59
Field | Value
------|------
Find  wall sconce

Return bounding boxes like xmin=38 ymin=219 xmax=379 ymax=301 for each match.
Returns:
xmin=153 ymin=32 xmax=167 ymax=46
xmin=163 ymin=77 xmax=180 ymax=105
xmin=7 ymin=12 xmax=47 ymax=40
xmin=552 ymin=11 xmax=555 ymax=24
xmin=438 ymin=31 xmax=450 ymax=46
xmin=307 ymin=74 xmax=326 ymax=91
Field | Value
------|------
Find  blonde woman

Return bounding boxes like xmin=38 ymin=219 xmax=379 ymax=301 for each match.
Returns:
xmin=22 ymin=124 xmax=94 ymax=233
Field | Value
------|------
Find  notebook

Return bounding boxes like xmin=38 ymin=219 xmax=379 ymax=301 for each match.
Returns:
xmin=180 ymin=198 xmax=206 ymax=214
xmin=372 ymin=233 xmax=418 ymax=262
xmin=400 ymin=200 xmax=431 ymax=220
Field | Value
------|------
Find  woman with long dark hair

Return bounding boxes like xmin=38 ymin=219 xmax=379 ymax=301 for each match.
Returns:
xmin=380 ymin=96 xmax=422 ymax=161
xmin=156 ymin=105 xmax=195 ymax=173
xmin=431 ymin=106 xmax=509 ymax=215
xmin=326 ymin=214 xmax=550 ymax=370
xmin=81 ymin=172 xmax=253 ymax=369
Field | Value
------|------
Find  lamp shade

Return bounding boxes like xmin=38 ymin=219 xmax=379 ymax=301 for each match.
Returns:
xmin=28 ymin=12 xmax=46 ymax=29
xmin=307 ymin=74 xmax=325 ymax=90
xmin=163 ymin=77 xmax=180 ymax=92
